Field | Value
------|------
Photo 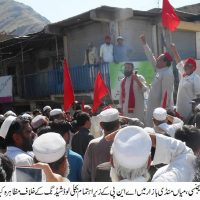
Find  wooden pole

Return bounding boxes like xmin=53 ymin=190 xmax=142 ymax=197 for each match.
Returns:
xmin=107 ymin=90 xmax=116 ymax=108
xmin=157 ymin=0 xmax=160 ymax=8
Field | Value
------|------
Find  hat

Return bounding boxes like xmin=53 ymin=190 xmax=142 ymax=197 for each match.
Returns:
xmin=22 ymin=113 xmax=32 ymax=119
xmin=32 ymin=132 xmax=66 ymax=163
xmin=43 ymin=106 xmax=52 ymax=112
xmin=185 ymin=57 xmax=196 ymax=71
xmin=111 ymin=126 xmax=152 ymax=169
xmin=31 ymin=115 xmax=47 ymax=129
xmin=164 ymin=52 xmax=173 ymax=62
xmin=50 ymin=109 xmax=63 ymax=117
xmin=117 ymin=36 xmax=124 ymax=40
xmin=99 ymin=108 xmax=119 ymax=122
xmin=144 ymin=127 xmax=156 ymax=134
xmin=84 ymin=105 xmax=92 ymax=110
xmin=196 ymin=104 xmax=200 ymax=111
xmin=4 ymin=110 xmax=17 ymax=118
xmin=0 ymin=116 xmax=16 ymax=139
xmin=153 ymin=107 xmax=167 ymax=121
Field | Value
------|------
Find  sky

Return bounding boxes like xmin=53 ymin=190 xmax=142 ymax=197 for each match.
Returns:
xmin=16 ymin=0 xmax=200 ymax=23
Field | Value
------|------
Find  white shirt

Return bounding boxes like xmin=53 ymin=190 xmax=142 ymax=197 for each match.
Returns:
xmin=84 ymin=47 xmax=98 ymax=65
xmin=90 ymin=116 xmax=102 ymax=138
xmin=176 ymin=61 xmax=200 ymax=121
xmin=152 ymin=134 xmax=195 ymax=182
xmin=6 ymin=146 xmax=34 ymax=166
xmin=119 ymin=74 xmax=147 ymax=121
xmin=116 ymin=134 xmax=195 ymax=182
xmin=100 ymin=43 xmax=113 ymax=63
xmin=143 ymin=44 xmax=174 ymax=127
xmin=155 ymin=117 xmax=184 ymax=138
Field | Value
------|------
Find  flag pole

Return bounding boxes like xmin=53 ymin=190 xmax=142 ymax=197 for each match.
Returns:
xmin=169 ymin=31 xmax=172 ymax=43
xmin=157 ymin=0 xmax=160 ymax=8
xmin=107 ymin=89 xmax=116 ymax=108
xmin=161 ymin=27 xmax=167 ymax=52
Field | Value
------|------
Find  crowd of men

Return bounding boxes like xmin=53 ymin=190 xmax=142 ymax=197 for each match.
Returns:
xmin=0 ymin=33 xmax=200 ymax=182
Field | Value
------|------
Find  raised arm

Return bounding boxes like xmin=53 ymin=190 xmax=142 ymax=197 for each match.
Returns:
xmin=139 ymin=34 xmax=156 ymax=68
xmin=151 ymin=134 xmax=195 ymax=182
xmin=32 ymin=163 xmax=66 ymax=182
xmin=170 ymin=43 xmax=185 ymax=75
xmin=170 ymin=43 xmax=181 ymax=64
xmin=136 ymin=74 xmax=148 ymax=92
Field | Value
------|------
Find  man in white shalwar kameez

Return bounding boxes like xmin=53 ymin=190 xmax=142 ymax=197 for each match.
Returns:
xmin=171 ymin=43 xmax=200 ymax=123
xmin=152 ymin=107 xmax=183 ymax=137
xmin=109 ymin=126 xmax=195 ymax=182
xmin=140 ymin=35 xmax=174 ymax=127
xmin=119 ymin=62 xmax=147 ymax=122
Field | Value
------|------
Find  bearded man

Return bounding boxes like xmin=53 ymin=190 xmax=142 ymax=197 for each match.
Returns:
xmin=119 ymin=62 xmax=147 ymax=122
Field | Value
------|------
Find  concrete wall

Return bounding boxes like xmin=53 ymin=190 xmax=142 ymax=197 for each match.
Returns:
xmin=197 ymin=32 xmax=200 ymax=60
xmin=67 ymin=21 xmax=109 ymax=66
xmin=66 ymin=18 xmax=197 ymax=66
xmin=66 ymin=18 xmax=156 ymax=65
xmin=118 ymin=18 xmax=154 ymax=61
xmin=172 ymin=30 xmax=196 ymax=59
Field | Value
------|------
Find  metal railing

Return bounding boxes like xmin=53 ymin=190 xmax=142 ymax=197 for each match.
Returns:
xmin=22 ymin=63 xmax=110 ymax=98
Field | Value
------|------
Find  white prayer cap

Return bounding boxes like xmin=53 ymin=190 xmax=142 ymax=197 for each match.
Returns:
xmin=33 ymin=132 xmax=66 ymax=163
xmin=98 ymin=108 xmax=119 ymax=122
xmin=50 ymin=109 xmax=63 ymax=117
xmin=31 ymin=115 xmax=47 ymax=129
xmin=22 ymin=113 xmax=32 ymax=119
xmin=111 ymin=126 xmax=152 ymax=169
xmin=196 ymin=104 xmax=200 ymax=111
xmin=117 ymin=35 xmax=124 ymax=40
xmin=144 ymin=127 xmax=155 ymax=134
xmin=4 ymin=110 xmax=17 ymax=118
xmin=153 ymin=107 xmax=167 ymax=121
xmin=0 ymin=116 xmax=16 ymax=139
xmin=84 ymin=105 xmax=92 ymax=110
xmin=43 ymin=106 xmax=52 ymax=112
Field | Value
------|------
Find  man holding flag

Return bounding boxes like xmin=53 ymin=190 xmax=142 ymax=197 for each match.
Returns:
xmin=138 ymin=0 xmax=181 ymax=127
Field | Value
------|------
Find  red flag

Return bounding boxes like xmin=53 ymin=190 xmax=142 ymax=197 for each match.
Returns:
xmin=162 ymin=0 xmax=180 ymax=32
xmin=63 ymin=58 xmax=75 ymax=111
xmin=162 ymin=91 xmax=168 ymax=109
xmin=92 ymin=72 xmax=109 ymax=113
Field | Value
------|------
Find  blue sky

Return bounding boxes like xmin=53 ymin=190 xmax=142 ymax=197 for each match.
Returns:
xmin=16 ymin=0 xmax=199 ymax=22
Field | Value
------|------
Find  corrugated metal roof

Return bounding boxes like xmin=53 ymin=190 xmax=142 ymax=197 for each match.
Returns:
xmin=178 ymin=3 xmax=200 ymax=15
xmin=47 ymin=5 xmax=200 ymax=31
